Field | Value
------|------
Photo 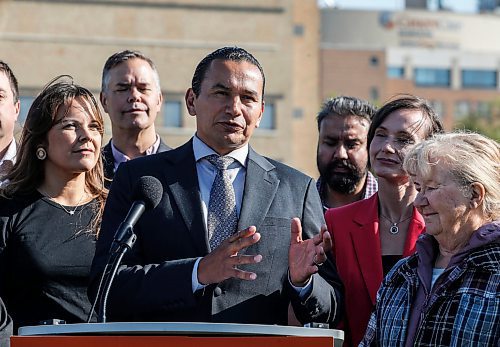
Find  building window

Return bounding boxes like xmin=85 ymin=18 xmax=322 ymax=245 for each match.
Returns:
xmin=429 ymin=100 xmax=444 ymax=119
xmin=370 ymin=56 xmax=379 ymax=66
xmin=293 ymin=24 xmax=304 ymax=36
xmin=19 ymin=96 xmax=35 ymax=124
xmin=476 ymin=101 xmax=491 ymax=119
xmin=163 ymin=100 xmax=182 ymax=128
xmin=259 ymin=102 xmax=275 ymax=129
xmin=414 ymin=68 xmax=450 ymax=87
xmin=462 ymin=69 xmax=497 ymax=89
xmin=370 ymin=87 xmax=379 ymax=101
xmin=455 ymin=101 xmax=471 ymax=120
xmin=292 ymin=107 xmax=303 ymax=119
xmin=387 ymin=66 xmax=404 ymax=79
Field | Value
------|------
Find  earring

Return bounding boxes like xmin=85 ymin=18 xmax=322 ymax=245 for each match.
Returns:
xmin=36 ymin=147 xmax=47 ymax=160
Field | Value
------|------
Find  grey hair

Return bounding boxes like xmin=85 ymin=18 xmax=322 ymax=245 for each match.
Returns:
xmin=404 ymin=131 xmax=500 ymax=221
xmin=317 ymin=96 xmax=376 ymax=130
xmin=101 ymin=50 xmax=161 ymax=92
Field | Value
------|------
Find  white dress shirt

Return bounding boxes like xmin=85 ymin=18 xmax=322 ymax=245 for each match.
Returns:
xmin=111 ymin=135 xmax=161 ymax=172
xmin=192 ymin=135 xmax=248 ymax=229
xmin=0 ymin=140 xmax=16 ymax=187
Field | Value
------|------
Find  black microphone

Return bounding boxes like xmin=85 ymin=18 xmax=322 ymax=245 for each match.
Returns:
xmin=111 ymin=176 xmax=163 ymax=251
xmin=93 ymin=176 xmax=163 ymax=323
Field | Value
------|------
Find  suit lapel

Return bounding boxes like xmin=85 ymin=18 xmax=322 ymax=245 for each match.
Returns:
xmin=102 ymin=141 xmax=115 ymax=182
xmin=350 ymin=194 xmax=383 ymax=305
xmin=166 ymin=140 xmax=209 ymax=254
xmin=237 ymin=148 xmax=279 ymax=233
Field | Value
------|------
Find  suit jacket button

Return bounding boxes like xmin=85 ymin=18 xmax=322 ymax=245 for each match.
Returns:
xmin=214 ymin=287 xmax=222 ymax=297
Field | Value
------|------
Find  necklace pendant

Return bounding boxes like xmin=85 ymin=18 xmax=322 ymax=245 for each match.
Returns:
xmin=69 ymin=210 xmax=75 ymax=215
xmin=389 ymin=224 xmax=399 ymax=234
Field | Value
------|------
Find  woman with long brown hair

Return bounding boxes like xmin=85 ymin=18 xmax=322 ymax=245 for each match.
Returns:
xmin=325 ymin=95 xmax=443 ymax=346
xmin=0 ymin=76 xmax=106 ymax=330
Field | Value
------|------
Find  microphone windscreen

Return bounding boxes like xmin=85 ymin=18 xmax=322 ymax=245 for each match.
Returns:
xmin=132 ymin=176 xmax=163 ymax=210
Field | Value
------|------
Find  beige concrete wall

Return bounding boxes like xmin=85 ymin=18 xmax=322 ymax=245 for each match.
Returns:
xmin=0 ymin=0 xmax=321 ymax=176
xmin=290 ymin=0 xmax=320 ymax=177
xmin=321 ymin=49 xmax=386 ymax=104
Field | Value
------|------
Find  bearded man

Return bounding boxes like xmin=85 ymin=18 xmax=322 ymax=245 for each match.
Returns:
xmin=316 ymin=96 xmax=377 ymax=211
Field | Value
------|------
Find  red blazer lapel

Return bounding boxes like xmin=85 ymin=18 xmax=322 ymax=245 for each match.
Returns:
xmin=350 ymin=194 xmax=383 ymax=305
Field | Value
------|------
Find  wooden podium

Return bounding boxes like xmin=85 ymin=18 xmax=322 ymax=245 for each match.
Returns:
xmin=12 ymin=322 xmax=344 ymax=347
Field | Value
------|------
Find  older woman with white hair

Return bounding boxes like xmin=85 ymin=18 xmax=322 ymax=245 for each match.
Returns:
xmin=360 ymin=132 xmax=500 ymax=347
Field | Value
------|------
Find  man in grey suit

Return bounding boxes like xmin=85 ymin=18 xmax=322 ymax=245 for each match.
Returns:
xmin=90 ymin=47 xmax=343 ymax=325
xmin=100 ymin=50 xmax=171 ymax=185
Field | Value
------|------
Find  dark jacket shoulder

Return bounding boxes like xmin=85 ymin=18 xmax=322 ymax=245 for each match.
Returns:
xmin=102 ymin=138 xmax=172 ymax=184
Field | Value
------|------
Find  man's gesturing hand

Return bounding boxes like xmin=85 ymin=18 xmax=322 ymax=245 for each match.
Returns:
xmin=198 ymin=226 xmax=262 ymax=285
xmin=288 ymin=217 xmax=332 ymax=286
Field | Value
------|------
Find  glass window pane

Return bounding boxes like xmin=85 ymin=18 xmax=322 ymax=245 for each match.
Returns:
xmin=455 ymin=101 xmax=470 ymax=120
xmin=476 ymin=101 xmax=491 ymax=119
xmin=462 ymin=70 xmax=497 ymax=89
xmin=414 ymin=68 xmax=450 ymax=87
xmin=19 ymin=96 xmax=35 ymax=124
xmin=370 ymin=87 xmax=379 ymax=102
xmin=429 ymin=100 xmax=444 ymax=119
xmin=387 ymin=66 xmax=404 ymax=79
xmin=163 ymin=101 xmax=182 ymax=127
xmin=260 ymin=103 xmax=275 ymax=129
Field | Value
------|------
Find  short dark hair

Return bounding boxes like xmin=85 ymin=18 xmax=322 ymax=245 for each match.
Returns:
xmin=317 ymin=96 xmax=376 ymax=130
xmin=367 ymin=94 xmax=444 ymax=148
xmin=0 ymin=60 xmax=19 ymax=103
xmin=101 ymin=50 xmax=160 ymax=92
xmin=191 ymin=46 xmax=265 ymax=98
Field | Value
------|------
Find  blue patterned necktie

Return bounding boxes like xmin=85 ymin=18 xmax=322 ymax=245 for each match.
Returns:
xmin=206 ymin=154 xmax=238 ymax=250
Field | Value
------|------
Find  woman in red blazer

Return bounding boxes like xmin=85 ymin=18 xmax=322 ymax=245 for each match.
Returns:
xmin=325 ymin=95 xmax=443 ymax=347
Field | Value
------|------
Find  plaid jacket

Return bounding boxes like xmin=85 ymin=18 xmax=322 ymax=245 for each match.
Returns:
xmin=360 ymin=232 xmax=500 ymax=347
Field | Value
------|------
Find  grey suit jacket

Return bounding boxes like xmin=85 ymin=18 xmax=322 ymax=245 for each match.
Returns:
xmin=90 ymin=139 xmax=343 ymax=325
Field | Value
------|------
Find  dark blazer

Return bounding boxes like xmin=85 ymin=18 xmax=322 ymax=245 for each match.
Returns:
xmin=90 ymin=139 xmax=343 ymax=325
xmin=325 ymin=193 xmax=425 ymax=346
xmin=102 ymin=138 xmax=171 ymax=187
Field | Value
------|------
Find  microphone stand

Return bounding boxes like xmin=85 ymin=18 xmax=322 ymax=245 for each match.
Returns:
xmin=96 ymin=225 xmax=137 ymax=323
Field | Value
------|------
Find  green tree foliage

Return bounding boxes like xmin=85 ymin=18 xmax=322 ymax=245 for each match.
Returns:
xmin=454 ymin=100 xmax=500 ymax=141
